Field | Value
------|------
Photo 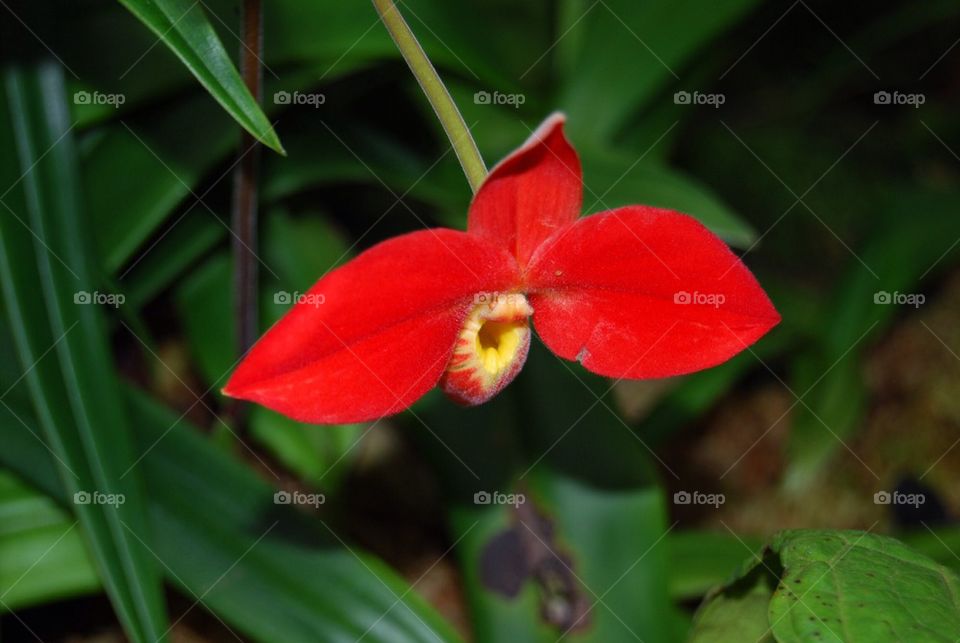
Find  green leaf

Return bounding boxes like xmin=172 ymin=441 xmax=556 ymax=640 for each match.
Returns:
xmin=557 ymin=0 xmax=763 ymax=141
xmin=688 ymin=565 xmax=774 ymax=643
xmin=86 ymin=67 xmax=324 ymax=276
xmin=119 ymin=215 xmax=224 ymax=310
xmin=0 ymin=64 xmax=169 ymax=641
xmin=689 ymin=529 xmax=960 ymax=642
xmin=115 ymin=0 xmax=284 ymax=153
xmin=900 ymin=526 xmax=960 ymax=574
xmin=579 ymin=145 xmax=755 ymax=247
xmin=415 ymin=344 xmax=680 ymax=643
xmin=248 ymin=406 xmax=363 ymax=491
xmin=261 ymin=210 xmax=352 ymax=297
xmin=175 ymin=252 xmax=234 ymax=386
xmin=516 ymin=344 xmax=681 ymax=642
xmin=414 ymin=390 xmax=555 ymax=642
xmin=668 ymin=531 xmax=763 ymax=601
xmin=0 ymin=391 xmax=463 ymax=643
xmin=84 ymin=93 xmax=237 ymax=273
xmin=0 ymin=469 xmax=101 ymax=611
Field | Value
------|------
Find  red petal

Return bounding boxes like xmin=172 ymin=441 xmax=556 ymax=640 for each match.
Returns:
xmin=525 ymin=206 xmax=780 ymax=379
xmin=467 ymin=113 xmax=581 ymax=270
xmin=224 ymin=229 xmax=519 ymax=423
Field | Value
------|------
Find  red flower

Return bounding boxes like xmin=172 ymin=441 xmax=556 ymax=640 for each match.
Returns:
xmin=224 ymin=114 xmax=779 ymax=423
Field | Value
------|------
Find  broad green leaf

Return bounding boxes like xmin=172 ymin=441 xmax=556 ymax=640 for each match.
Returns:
xmin=579 ymin=144 xmax=755 ymax=247
xmin=84 ymin=94 xmax=237 ymax=273
xmin=248 ymin=406 xmax=363 ymax=491
xmin=119 ymin=215 xmax=224 ymax=310
xmin=0 ymin=469 xmax=100 ymax=611
xmin=85 ymin=67 xmax=321 ymax=275
xmin=115 ymin=0 xmax=283 ymax=153
xmin=784 ymin=355 xmax=866 ymax=490
xmin=557 ymin=0 xmax=763 ymax=141
xmin=516 ymin=344 xmax=681 ymax=643
xmin=0 ymin=390 xmax=464 ymax=643
xmin=413 ymin=343 xmax=679 ymax=643
xmin=689 ymin=529 xmax=960 ymax=642
xmin=0 ymin=64 xmax=169 ymax=641
xmin=175 ymin=252 xmax=234 ymax=386
xmin=688 ymin=564 xmax=774 ymax=642
xmin=770 ymin=530 xmax=960 ymax=642
xmin=261 ymin=114 xmax=468 ymax=227
xmin=261 ymin=210 xmax=352 ymax=301
xmin=414 ymin=390 xmax=552 ymax=642
xmin=668 ymin=531 xmax=763 ymax=601
xmin=901 ymin=526 xmax=960 ymax=574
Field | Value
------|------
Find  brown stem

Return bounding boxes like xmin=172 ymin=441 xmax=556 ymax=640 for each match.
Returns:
xmin=230 ymin=0 xmax=263 ymax=425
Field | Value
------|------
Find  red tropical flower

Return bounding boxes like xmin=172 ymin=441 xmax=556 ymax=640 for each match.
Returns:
xmin=224 ymin=114 xmax=780 ymax=424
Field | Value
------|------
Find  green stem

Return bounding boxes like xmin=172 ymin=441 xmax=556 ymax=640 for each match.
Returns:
xmin=371 ymin=0 xmax=487 ymax=193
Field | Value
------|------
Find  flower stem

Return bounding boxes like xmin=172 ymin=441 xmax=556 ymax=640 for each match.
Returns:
xmin=233 ymin=0 xmax=263 ymax=358
xmin=231 ymin=0 xmax=263 ymax=427
xmin=371 ymin=0 xmax=487 ymax=192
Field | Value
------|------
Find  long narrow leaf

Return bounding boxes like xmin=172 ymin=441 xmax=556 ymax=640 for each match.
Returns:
xmin=0 ymin=391 xmax=463 ymax=643
xmin=0 ymin=64 xmax=169 ymax=641
xmin=116 ymin=0 xmax=284 ymax=154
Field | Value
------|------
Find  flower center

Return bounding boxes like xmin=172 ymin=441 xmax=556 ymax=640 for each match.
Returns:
xmin=440 ymin=293 xmax=533 ymax=405
xmin=476 ymin=319 xmax=524 ymax=374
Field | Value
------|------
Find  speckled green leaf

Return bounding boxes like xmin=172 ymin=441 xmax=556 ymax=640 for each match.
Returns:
xmin=769 ymin=530 xmax=960 ymax=642
xmin=689 ymin=530 xmax=960 ymax=643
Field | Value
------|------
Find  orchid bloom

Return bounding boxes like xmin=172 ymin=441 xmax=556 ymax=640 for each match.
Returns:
xmin=224 ymin=114 xmax=779 ymax=424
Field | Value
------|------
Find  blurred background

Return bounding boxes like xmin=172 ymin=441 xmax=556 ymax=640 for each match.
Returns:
xmin=1 ymin=0 xmax=959 ymax=641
